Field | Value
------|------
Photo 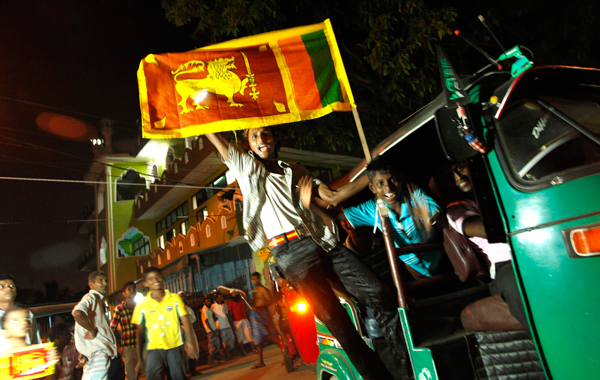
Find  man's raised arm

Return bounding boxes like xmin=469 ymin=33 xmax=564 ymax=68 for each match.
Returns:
xmin=205 ymin=133 xmax=231 ymax=160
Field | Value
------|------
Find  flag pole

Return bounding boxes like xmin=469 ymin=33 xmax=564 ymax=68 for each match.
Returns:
xmin=351 ymin=106 xmax=372 ymax=163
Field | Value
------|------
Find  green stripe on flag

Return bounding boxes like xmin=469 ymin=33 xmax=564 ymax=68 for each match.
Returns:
xmin=301 ymin=30 xmax=345 ymax=107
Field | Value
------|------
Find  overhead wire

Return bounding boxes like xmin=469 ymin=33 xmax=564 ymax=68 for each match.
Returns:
xmin=0 ymin=175 xmax=239 ymax=190
xmin=0 ymin=132 xmax=228 ymax=188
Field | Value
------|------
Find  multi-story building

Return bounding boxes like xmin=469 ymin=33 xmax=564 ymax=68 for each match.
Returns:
xmin=79 ymin=121 xmax=361 ymax=303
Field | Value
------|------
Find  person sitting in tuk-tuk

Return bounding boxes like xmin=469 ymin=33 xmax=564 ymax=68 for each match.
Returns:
xmin=436 ymin=161 xmax=528 ymax=327
xmin=299 ymin=154 xmax=445 ymax=279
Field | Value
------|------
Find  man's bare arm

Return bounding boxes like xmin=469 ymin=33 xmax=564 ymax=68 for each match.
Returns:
xmin=318 ymin=175 xmax=369 ymax=207
xmin=205 ymin=133 xmax=230 ymax=160
xmin=299 ymin=176 xmax=347 ymax=223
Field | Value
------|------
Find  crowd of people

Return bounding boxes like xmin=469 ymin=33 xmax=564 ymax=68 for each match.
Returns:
xmin=0 ymin=265 xmax=287 ymax=380
xmin=0 ymin=126 xmax=527 ymax=380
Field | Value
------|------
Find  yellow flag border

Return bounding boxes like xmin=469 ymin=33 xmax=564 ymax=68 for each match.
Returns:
xmin=142 ymin=102 xmax=350 ymax=139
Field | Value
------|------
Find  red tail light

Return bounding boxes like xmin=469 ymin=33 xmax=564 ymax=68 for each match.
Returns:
xmin=290 ymin=301 xmax=308 ymax=312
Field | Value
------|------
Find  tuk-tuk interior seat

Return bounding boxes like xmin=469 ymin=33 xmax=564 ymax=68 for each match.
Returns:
xmin=461 ymin=295 xmax=527 ymax=332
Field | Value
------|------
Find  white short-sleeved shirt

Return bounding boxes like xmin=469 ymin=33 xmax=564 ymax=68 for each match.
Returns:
xmin=201 ymin=305 xmax=217 ymax=333
xmin=211 ymin=303 xmax=231 ymax=330
xmin=73 ymin=289 xmax=117 ymax=358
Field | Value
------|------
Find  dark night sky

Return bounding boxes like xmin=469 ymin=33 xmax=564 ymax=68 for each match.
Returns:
xmin=0 ymin=0 xmax=598 ymax=298
xmin=0 ymin=0 xmax=198 ymax=296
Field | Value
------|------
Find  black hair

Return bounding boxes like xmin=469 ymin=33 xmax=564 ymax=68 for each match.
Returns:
xmin=432 ymin=159 xmax=473 ymax=206
xmin=0 ymin=305 xmax=26 ymax=329
xmin=242 ymin=127 xmax=281 ymax=159
xmin=251 ymin=272 xmax=260 ymax=279
xmin=122 ymin=281 xmax=136 ymax=293
xmin=0 ymin=274 xmax=15 ymax=283
xmin=88 ymin=270 xmax=107 ymax=283
xmin=145 ymin=267 xmax=161 ymax=279
xmin=365 ymin=155 xmax=398 ymax=182
xmin=49 ymin=322 xmax=71 ymax=342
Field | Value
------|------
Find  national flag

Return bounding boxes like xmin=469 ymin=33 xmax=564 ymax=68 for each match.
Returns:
xmin=138 ymin=19 xmax=355 ymax=139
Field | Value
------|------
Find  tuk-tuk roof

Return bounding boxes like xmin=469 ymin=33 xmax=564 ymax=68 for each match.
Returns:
xmin=344 ymin=93 xmax=447 ymax=184
xmin=341 ymin=66 xmax=600 ymax=185
xmin=493 ymin=65 xmax=600 ymax=119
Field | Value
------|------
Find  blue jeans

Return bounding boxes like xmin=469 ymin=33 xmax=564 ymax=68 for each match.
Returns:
xmin=145 ymin=347 xmax=186 ymax=380
xmin=272 ymin=238 xmax=411 ymax=380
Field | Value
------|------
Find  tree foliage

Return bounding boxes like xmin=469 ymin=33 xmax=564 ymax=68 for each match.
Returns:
xmin=160 ymin=0 xmax=599 ymax=155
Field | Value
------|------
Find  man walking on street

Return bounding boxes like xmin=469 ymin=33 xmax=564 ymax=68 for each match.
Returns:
xmin=227 ymin=290 xmax=253 ymax=356
xmin=248 ymin=272 xmax=280 ymax=370
xmin=132 ymin=267 xmax=198 ymax=380
xmin=201 ymin=297 xmax=221 ymax=365
xmin=72 ymin=271 xmax=123 ymax=380
xmin=110 ymin=282 xmax=138 ymax=380
xmin=211 ymin=294 xmax=234 ymax=359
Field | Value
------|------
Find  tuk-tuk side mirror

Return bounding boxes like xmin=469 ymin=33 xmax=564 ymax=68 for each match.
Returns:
xmin=435 ymin=106 xmax=481 ymax=160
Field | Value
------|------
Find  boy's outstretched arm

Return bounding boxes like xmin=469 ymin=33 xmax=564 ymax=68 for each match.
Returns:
xmin=298 ymin=176 xmax=348 ymax=223
xmin=205 ymin=133 xmax=230 ymax=160
xmin=317 ymin=175 xmax=369 ymax=207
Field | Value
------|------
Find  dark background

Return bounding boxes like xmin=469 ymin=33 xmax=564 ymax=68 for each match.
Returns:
xmin=0 ymin=0 xmax=198 ymax=301
xmin=0 ymin=0 xmax=598 ymax=303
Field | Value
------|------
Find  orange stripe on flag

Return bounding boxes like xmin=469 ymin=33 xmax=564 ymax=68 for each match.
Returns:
xmin=278 ymin=35 xmax=323 ymax=111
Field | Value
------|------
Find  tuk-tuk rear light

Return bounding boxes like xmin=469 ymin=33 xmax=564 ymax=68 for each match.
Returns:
xmin=290 ymin=301 xmax=308 ymax=312
xmin=565 ymin=225 xmax=600 ymax=257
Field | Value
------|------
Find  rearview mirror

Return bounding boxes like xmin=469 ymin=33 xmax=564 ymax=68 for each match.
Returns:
xmin=435 ymin=106 xmax=480 ymax=160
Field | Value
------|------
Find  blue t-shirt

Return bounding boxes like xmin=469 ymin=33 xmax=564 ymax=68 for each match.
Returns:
xmin=344 ymin=188 xmax=442 ymax=277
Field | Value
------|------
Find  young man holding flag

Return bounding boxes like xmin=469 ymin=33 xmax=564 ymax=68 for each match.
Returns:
xmin=205 ymin=129 xmax=411 ymax=380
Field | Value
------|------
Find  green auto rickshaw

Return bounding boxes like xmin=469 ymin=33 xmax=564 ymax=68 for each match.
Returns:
xmin=312 ymin=61 xmax=600 ymax=380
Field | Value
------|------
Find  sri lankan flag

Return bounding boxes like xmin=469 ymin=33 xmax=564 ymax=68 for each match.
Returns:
xmin=138 ymin=19 xmax=355 ymax=138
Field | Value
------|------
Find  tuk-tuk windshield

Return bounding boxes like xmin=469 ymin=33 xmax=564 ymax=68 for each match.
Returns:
xmin=496 ymin=94 xmax=600 ymax=184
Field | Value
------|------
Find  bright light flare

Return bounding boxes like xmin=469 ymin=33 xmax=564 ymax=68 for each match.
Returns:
xmin=290 ymin=301 xmax=308 ymax=312
xmin=134 ymin=292 xmax=145 ymax=304
xmin=194 ymin=90 xmax=208 ymax=104
xmin=138 ymin=140 xmax=170 ymax=166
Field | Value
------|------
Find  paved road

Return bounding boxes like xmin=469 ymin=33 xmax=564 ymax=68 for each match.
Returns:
xmin=191 ymin=345 xmax=317 ymax=380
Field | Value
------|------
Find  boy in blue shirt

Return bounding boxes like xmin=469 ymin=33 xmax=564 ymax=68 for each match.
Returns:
xmin=299 ymin=155 xmax=443 ymax=278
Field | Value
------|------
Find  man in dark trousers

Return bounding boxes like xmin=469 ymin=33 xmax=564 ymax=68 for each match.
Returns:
xmin=206 ymin=129 xmax=411 ymax=380
xmin=110 ymin=282 xmax=138 ymax=380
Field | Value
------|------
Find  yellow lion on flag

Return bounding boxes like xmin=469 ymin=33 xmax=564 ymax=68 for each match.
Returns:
xmin=171 ymin=55 xmax=257 ymax=113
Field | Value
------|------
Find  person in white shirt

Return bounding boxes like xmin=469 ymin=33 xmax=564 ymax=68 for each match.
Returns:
xmin=72 ymin=271 xmax=121 ymax=380
xmin=211 ymin=294 xmax=234 ymax=359
xmin=200 ymin=297 xmax=221 ymax=365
